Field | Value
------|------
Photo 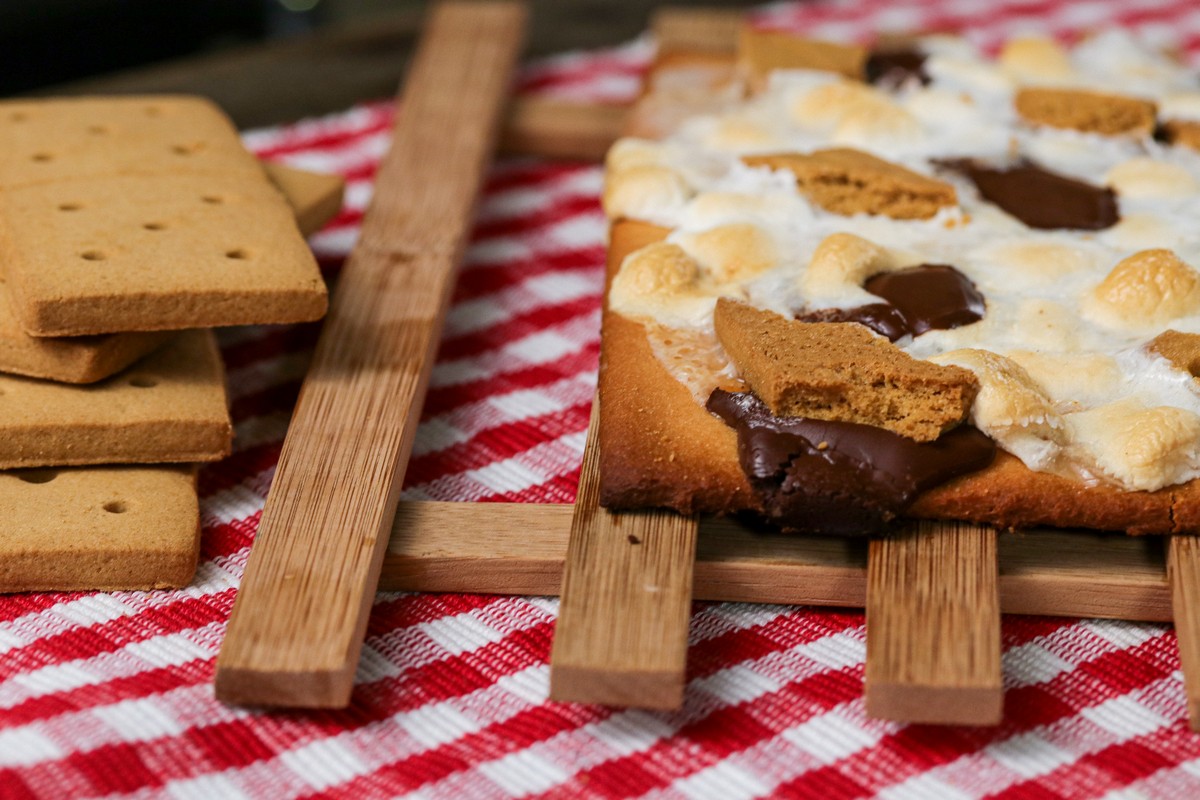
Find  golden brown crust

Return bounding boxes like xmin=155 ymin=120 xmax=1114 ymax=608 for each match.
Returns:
xmin=599 ymin=220 xmax=1200 ymax=534
xmin=1015 ymin=87 xmax=1157 ymax=136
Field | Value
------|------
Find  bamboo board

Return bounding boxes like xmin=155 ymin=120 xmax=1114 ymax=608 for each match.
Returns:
xmin=549 ymin=401 xmax=699 ymax=710
xmin=215 ymin=1 xmax=527 ymax=709
xmin=381 ymin=502 xmax=1173 ymax=624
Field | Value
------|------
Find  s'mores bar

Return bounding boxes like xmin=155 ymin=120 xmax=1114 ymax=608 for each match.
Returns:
xmin=599 ymin=27 xmax=1200 ymax=536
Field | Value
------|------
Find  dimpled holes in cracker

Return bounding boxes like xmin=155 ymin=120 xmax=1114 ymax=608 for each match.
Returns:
xmin=0 ymin=97 xmax=262 ymax=187
xmin=0 ymin=173 xmax=323 ymax=335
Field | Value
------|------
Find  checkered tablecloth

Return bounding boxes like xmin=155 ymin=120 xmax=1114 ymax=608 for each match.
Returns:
xmin=7 ymin=1 xmax=1200 ymax=797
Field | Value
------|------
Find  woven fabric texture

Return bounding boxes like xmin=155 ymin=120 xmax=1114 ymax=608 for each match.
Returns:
xmin=6 ymin=1 xmax=1200 ymax=797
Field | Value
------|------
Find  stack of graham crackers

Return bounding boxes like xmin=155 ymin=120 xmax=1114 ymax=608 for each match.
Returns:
xmin=0 ymin=96 xmax=344 ymax=592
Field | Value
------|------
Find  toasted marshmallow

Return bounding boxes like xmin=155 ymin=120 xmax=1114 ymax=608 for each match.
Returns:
xmin=707 ymin=116 xmax=783 ymax=150
xmin=789 ymin=79 xmax=919 ymax=146
xmin=675 ymin=224 xmax=779 ymax=283
xmin=1161 ymin=91 xmax=1200 ymax=123
xmin=931 ymin=348 xmax=1066 ymax=470
xmin=1083 ymin=249 xmax=1200 ymax=331
xmin=1106 ymin=157 xmax=1200 ymax=198
xmin=602 ymin=165 xmax=692 ymax=221
xmin=833 ymin=100 xmax=923 ymax=149
xmin=999 ymin=36 xmax=1074 ymax=83
xmin=609 ymin=243 xmax=716 ymax=329
xmin=1012 ymin=299 xmax=1081 ymax=351
xmin=605 ymin=138 xmax=668 ymax=172
xmin=1069 ymin=399 xmax=1200 ymax=491
xmin=681 ymin=191 xmax=811 ymax=230
xmin=1100 ymin=213 xmax=1185 ymax=251
xmin=1003 ymin=350 xmax=1122 ymax=410
xmin=801 ymin=232 xmax=918 ymax=301
xmin=970 ymin=239 xmax=1097 ymax=287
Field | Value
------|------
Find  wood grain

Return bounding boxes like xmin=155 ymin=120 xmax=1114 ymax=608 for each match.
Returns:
xmin=865 ymin=521 xmax=1003 ymax=726
xmin=548 ymin=400 xmax=699 ymax=710
xmin=380 ymin=502 xmax=1172 ymax=623
xmin=215 ymin=1 xmax=527 ymax=709
xmin=500 ymin=97 xmax=627 ymax=162
xmin=1169 ymin=535 xmax=1200 ymax=730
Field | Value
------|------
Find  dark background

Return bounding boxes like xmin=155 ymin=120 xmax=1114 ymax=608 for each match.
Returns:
xmin=2 ymin=0 xmax=763 ymax=128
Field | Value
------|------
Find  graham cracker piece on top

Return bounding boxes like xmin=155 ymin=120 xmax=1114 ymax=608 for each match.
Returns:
xmin=713 ymin=297 xmax=978 ymax=442
xmin=1015 ymin=88 xmax=1157 ymax=136
xmin=1161 ymin=119 xmax=1200 ymax=151
xmin=738 ymin=26 xmax=867 ymax=89
xmin=1149 ymin=330 xmax=1200 ymax=377
xmin=742 ymin=148 xmax=957 ymax=220
xmin=0 ymin=465 xmax=198 ymax=592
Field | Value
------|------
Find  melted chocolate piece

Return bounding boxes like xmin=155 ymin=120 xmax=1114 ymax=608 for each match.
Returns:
xmin=707 ymin=389 xmax=995 ymax=536
xmin=864 ymin=264 xmax=986 ymax=336
xmin=938 ymin=158 xmax=1119 ymax=230
xmin=797 ymin=302 xmax=909 ymax=341
xmin=799 ymin=264 xmax=985 ymax=341
xmin=866 ymin=48 xmax=929 ymax=87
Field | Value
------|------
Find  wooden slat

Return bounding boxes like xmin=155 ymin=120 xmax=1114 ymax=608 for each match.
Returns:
xmin=865 ymin=521 xmax=1003 ymax=725
xmin=548 ymin=400 xmax=699 ymax=710
xmin=214 ymin=1 xmax=527 ymax=709
xmin=1168 ymin=535 xmax=1200 ymax=730
xmin=500 ymin=97 xmax=627 ymax=161
xmin=380 ymin=501 xmax=1172 ymax=623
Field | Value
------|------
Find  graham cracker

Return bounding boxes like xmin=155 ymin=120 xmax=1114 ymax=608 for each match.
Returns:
xmin=1015 ymin=87 xmax=1157 ymax=136
xmin=738 ymin=26 xmax=866 ymax=90
xmin=0 ymin=330 xmax=231 ymax=469
xmin=261 ymin=161 xmax=346 ymax=240
xmin=0 ymin=96 xmax=263 ymax=188
xmin=0 ymin=172 xmax=327 ymax=336
xmin=0 ymin=159 xmax=342 ymax=383
xmin=712 ymin=297 xmax=978 ymax=442
xmin=0 ymin=96 xmax=327 ymax=337
xmin=1149 ymin=330 xmax=1200 ymax=376
xmin=0 ymin=465 xmax=199 ymax=592
xmin=1162 ymin=119 xmax=1200 ymax=151
xmin=742 ymin=148 xmax=957 ymax=220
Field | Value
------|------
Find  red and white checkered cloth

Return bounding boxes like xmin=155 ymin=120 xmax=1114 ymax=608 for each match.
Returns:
xmin=6 ymin=1 xmax=1200 ymax=797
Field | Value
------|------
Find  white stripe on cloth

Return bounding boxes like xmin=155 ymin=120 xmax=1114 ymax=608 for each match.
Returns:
xmin=443 ymin=268 xmax=601 ymax=338
xmin=428 ymin=311 xmax=599 ymax=389
xmin=399 ymin=428 xmax=589 ymax=501
xmin=410 ymin=372 xmax=596 ymax=458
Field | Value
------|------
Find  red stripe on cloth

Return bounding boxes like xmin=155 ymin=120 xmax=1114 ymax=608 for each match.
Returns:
xmin=0 ymin=662 xmax=207 ymax=728
xmin=404 ymin=404 xmax=592 ymax=487
xmin=469 ymin=194 xmax=602 ymax=243
xmin=537 ymin=666 xmax=868 ymax=800
xmin=453 ymin=247 xmax=606 ymax=302
xmin=421 ymin=343 xmax=600 ymax=413
xmin=433 ymin=295 xmax=600 ymax=362
xmin=0 ymin=592 xmax=233 ymax=682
